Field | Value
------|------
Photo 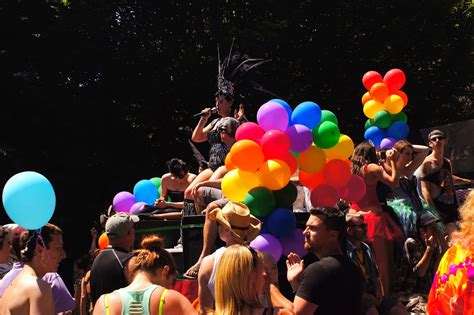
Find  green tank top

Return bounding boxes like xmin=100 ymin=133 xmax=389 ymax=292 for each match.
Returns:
xmin=104 ymin=284 xmax=168 ymax=315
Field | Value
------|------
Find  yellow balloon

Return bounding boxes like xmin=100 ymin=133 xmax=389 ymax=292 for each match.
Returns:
xmin=384 ymin=95 xmax=404 ymax=114
xmin=363 ymin=100 xmax=384 ymax=119
xmin=257 ymin=159 xmax=291 ymax=190
xmin=323 ymin=134 xmax=354 ymax=160
xmin=298 ymin=145 xmax=326 ymax=173
xmin=222 ymin=169 xmax=260 ymax=202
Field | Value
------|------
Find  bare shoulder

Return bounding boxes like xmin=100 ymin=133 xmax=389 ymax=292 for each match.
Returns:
xmin=198 ymin=254 xmax=215 ymax=279
xmin=161 ymin=173 xmax=172 ymax=181
xmin=420 ymin=159 xmax=435 ymax=175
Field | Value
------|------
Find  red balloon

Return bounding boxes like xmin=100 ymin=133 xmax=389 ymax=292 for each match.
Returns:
xmin=298 ymin=170 xmax=325 ymax=190
xmin=362 ymin=71 xmax=383 ymax=90
xmin=260 ymin=130 xmax=291 ymax=157
xmin=235 ymin=122 xmax=265 ymax=144
xmin=384 ymin=68 xmax=406 ymax=91
xmin=310 ymin=184 xmax=339 ymax=207
xmin=323 ymin=159 xmax=351 ymax=188
xmin=265 ymin=150 xmax=297 ymax=175
xmin=391 ymin=90 xmax=408 ymax=107
xmin=338 ymin=174 xmax=367 ymax=203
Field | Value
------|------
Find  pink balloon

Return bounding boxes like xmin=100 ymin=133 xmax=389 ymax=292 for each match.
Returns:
xmin=310 ymin=184 xmax=339 ymax=207
xmin=113 ymin=191 xmax=136 ymax=213
xmin=257 ymin=101 xmax=289 ymax=131
xmin=279 ymin=228 xmax=307 ymax=257
xmin=261 ymin=130 xmax=291 ymax=157
xmin=235 ymin=122 xmax=265 ymax=144
xmin=130 ymin=201 xmax=147 ymax=214
xmin=338 ymin=174 xmax=367 ymax=203
xmin=285 ymin=124 xmax=313 ymax=152
xmin=250 ymin=233 xmax=283 ymax=262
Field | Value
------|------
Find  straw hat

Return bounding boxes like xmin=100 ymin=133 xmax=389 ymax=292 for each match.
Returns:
xmin=208 ymin=201 xmax=261 ymax=244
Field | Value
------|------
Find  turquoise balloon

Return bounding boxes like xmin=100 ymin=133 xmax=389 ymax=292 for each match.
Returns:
xmin=2 ymin=171 xmax=56 ymax=230
xmin=313 ymin=121 xmax=340 ymax=149
xmin=320 ymin=110 xmax=338 ymax=125
xmin=149 ymin=177 xmax=161 ymax=189
xmin=133 ymin=179 xmax=158 ymax=205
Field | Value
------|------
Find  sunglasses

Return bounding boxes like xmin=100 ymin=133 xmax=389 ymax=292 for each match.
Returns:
xmin=430 ymin=136 xmax=445 ymax=142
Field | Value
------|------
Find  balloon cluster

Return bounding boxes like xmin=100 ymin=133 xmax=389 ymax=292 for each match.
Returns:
xmin=222 ymin=99 xmax=366 ymax=261
xmin=112 ymin=177 xmax=163 ymax=214
xmin=362 ymin=69 xmax=409 ymax=149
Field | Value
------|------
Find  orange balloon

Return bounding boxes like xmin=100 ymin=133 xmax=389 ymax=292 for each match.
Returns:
xmin=98 ymin=232 xmax=109 ymax=250
xmin=258 ymin=159 xmax=291 ymax=190
xmin=230 ymin=139 xmax=264 ymax=172
xmin=225 ymin=153 xmax=236 ymax=171
xmin=298 ymin=170 xmax=325 ymax=190
xmin=298 ymin=146 xmax=326 ymax=173
xmin=361 ymin=92 xmax=372 ymax=105
xmin=370 ymin=82 xmax=390 ymax=102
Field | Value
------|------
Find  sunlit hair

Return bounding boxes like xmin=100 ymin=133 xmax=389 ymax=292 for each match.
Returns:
xmin=19 ymin=223 xmax=62 ymax=262
xmin=452 ymin=190 xmax=474 ymax=250
xmin=130 ymin=235 xmax=176 ymax=278
xmin=393 ymin=140 xmax=413 ymax=155
xmin=350 ymin=141 xmax=378 ymax=176
xmin=214 ymin=245 xmax=264 ymax=315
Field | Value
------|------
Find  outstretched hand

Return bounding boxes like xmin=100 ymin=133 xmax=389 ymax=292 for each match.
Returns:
xmin=286 ymin=252 xmax=304 ymax=286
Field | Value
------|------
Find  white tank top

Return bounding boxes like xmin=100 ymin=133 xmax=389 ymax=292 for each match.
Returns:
xmin=207 ymin=246 xmax=227 ymax=298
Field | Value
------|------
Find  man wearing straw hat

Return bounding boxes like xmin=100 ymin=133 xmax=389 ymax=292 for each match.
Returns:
xmin=198 ymin=200 xmax=262 ymax=311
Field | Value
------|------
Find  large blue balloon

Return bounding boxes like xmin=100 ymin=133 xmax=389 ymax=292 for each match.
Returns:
xmin=2 ymin=171 xmax=56 ymax=230
xmin=387 ymin=121 xmax=409 ymax=140
xmin=133 ymin=179 xmax=158 ymax=205
xmin=266 ymin=208 xmax=297 ymax=238
xmin=364 ymin=126 xmax=387 ymax=147
xmin=270 ymin=99 xmax=293 ymax=126
xmin=291 ymin=101 xmax=322 ymax=129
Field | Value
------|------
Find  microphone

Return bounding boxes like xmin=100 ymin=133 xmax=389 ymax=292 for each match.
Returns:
xmin=193 ymin=107 xmax=217 ymax=117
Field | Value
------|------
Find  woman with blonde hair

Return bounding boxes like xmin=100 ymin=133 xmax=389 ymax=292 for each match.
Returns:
xmin=214 ymin=244 xmax=270 ymax=315
xmin=427 ymin=190 xmax=474 ymax=314
xmin=93 ymin=235 xmax=196 ymax=315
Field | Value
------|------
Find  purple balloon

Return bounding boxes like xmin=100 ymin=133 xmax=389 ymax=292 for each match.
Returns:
xmin=285 ymin=124 xmax=313 ymax=152
xmin=279 ymin=228 xmax=307 ymax=257
xmin=257 ymin=101 xmax=289 ymax=132
xmin=250 ymin=233 xmax=283 ymax=262
xmin=113 ymin=191 xmax=136 ymax=213
xmin=130 ymin=201 xmax=147 ymax=215
xmin=380 ymin=137 xmax=397 ymax=149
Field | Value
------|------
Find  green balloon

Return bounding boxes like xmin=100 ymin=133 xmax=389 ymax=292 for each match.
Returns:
xmin=320 ymin=110 xmax=338 ymax=125
xmin=313 ymin=121 xmax=340 ymax=149
xmin=150 ymin=177 xmax=161 ymax=189
xmin=273 ymin=182 xmax=298 ymax=208
xmin=244 ymin=187 xmax=275 ymax=217
xmin=392 ymin=111 xmax=408 ymax=123
xmin=374 ymin=110 xmax=392 ymax=128
xmin=365 ymin=119 xmax=375 ymax=130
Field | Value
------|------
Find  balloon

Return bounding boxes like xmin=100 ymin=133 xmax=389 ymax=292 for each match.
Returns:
xmin=113 ymin=191 xmax=136 ymax=213
xmin=230 ymin=139 xmax=264 ymax=172
xmin=98 ymin=232 xmax=109 ymax=251
xmin=225 ymin=153 xmax=236 ymax=171
xmin=362 ymin=71 xmax=383 ymax=90
xmin=374 ymin=110 xmax=392 ymax=128
xmin=392 ymin=111 xmax=408 ymax=123
xmin=323 ymin=134 xmax=355 ymax=160
xmin=222 ymin=169 xmax=260 ymax=202
xmin=260 ymin=130 xmax=291 ymax=157
xmin=265 ymin=150 xmax=297 ymax=176
xmin=361 ymin=92 xmax=372 ymax=105
xmin=133 ymin=179 xmax=158 ymax=205
xmin=270 ymin=99 xmax=293 ymax=126
xmin=380 ymin=137 xmax=397 ymax=149
xmin=310 ymin=184 xmax=339 ymax=207
xmin=285 ymin=124 xmax=313 ymax=153
xmin=279 ymin=228 xmax=307 ymax=257
xmin=266 ymin=208 xmax=297 ymax=238
xmin=291 ymin=101 xmax=322 ymax=129
xmin=383 ymin=68 xmax=406 ymax=91
xmin=235 ymin=122 xmax=265 ymax=144
xmin=392 ymin=90 xmax=408 ymax=107
xmin=298 ymin=170 xmax=325 ymax=190
xmin=387 ymin=121 xmax=409 ymax=140
xmin=370 ymin=82 xmax=390 ymax=102
xmin=257 ymin=101 xmax=289 ymax=132
xmin=130 ymin=201 xmax=147 ymax=215
xmin=250 ymin=234 xmax=283 ymax=262
xmin=149 ymin=177 xmax=161 ymax=190
xmin=323 ymin=159 xmax=351 ymax=188
xmin=258 ymin=159 xmax=291 ymax=190
xmin=364 ymin=119 xmax=375 ymax=130
xmin=320 ymin=110 xmax=338 ymax=125
xmin=298 ymin=146 xmax=326 ymax=173
xmin=363 ymin=100 xmax=384 ymax=119
xmin=364 ymin=126 xmax=387 ymax=146
xmin=273 ymin=182 xmax=298 ymax=208
xmin=2 ymin=171 xmax=56 ymax=230
xmin=338 ymin=174 xmax=367 ymax=203
xmin=244 ymin=187 xmax=275 ymax=217
xmin=384 ymin=95 xmax=404 ymax=114
xmin=313 ymin=121 xmax=340 ymax=149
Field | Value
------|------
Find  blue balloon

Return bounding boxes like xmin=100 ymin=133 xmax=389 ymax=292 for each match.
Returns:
xmin=364 ymin=126 xmax=387 ymax=147
xmin=133 ymin=179 xmax=158 ymax=205
xmin=2 ymin=171 xmax=56 ymax=230
xmin=270 ymin=99 xmax=293 ymax=126
xmin=266 ymin=208 xmax=297 ymax=238
xmin=387 ymin=121 xmax=409 ymax=140
xmin=291 ymin=101 xmax=322 ymax=129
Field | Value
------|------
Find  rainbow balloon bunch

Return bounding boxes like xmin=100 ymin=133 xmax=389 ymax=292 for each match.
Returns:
xmin=112 ymin=177 xmax=162 ymax=214
xmin=223 ymin=99 xmax=366 ymax=261
xmin=361 ymin=69 xmax=409 ymax=149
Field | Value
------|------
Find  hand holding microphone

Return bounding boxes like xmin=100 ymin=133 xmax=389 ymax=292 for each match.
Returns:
xmin=194 ymin=107 xmax=217 ymax=118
